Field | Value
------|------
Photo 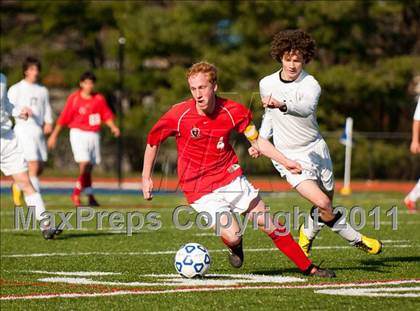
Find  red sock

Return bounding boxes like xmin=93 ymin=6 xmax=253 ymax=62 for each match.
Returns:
xmin=221 ymin=237 xmax=241 ymax=249
xmin=73 ymin=174 xmax=84 ymax=196
xmin=268 ymin=227 xmax=312 ymax=272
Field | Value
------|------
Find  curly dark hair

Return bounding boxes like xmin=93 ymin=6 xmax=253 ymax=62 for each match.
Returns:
xmin=271 ymin=29 xmax=316 ymax=64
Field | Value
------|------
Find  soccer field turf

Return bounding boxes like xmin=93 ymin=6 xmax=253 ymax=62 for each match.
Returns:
xmin=1 ymin=191 xmax=419 ymax=310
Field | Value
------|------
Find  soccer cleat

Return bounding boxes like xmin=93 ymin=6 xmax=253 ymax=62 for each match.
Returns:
xmin=227 ymin=240 xmax=244 ymax=268
xmin=298 ymin=224 xmax=313 ymax=257
xmin=304 ymin=264 xmax=336 ymax=278
xmin=88 ymin=195 xmax=100 ymax=207
xmin=12 ymin=183 xmax=23 ymax=206
xmin=354 ymin=235 xmax=382 ymax=255
xmin=55 ymin=227 xmax=64 ymax=236
xmin=404 ymin=197 xmax=417 ymax=210
xmin=42 ymin=228 xmax=61 ymax=240
xmin=71 ymin=194 xmax=81 ymax=207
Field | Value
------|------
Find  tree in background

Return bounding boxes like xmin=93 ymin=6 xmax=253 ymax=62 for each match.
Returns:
xmin=1 ymin=0 xmax=419 ymax=178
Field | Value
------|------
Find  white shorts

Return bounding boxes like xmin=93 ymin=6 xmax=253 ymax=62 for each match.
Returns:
xmin=190 ymin=175 xmax=260 ymax=226
xmin=69 ymin=128 xmax=101 ymax=164
xmin=273 ymin=139 xmax=334 ymax=192
xmin=1 ymin=130 xmax=28 ymax=176
xmin=14 ymin=125 xmax=48 ymax=162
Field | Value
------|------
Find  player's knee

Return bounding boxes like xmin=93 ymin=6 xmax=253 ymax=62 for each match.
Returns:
xmin=17 ymin=180 xmax=34 ymax=194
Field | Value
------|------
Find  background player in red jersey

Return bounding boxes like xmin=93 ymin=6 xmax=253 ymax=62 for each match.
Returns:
xmin=48 ymin=72 xmax=120 ymax=207
xmin=142 ymin=62 xmax=335 ymax=277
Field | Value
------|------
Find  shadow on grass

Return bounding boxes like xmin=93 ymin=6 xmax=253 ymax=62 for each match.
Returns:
xmin=252 ymin=256 xmax=420 ymax=276
xmin=252 ymin=265 xmax=386 ymax=275
xmin=360 ymin=256 xmax=420 ymax=266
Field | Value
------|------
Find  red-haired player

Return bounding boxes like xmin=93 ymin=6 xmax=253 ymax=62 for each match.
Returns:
xmin=142 ymin=61 xmax=335 ymax=277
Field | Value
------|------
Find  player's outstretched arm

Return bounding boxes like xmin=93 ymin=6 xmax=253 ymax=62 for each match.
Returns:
xmin=243 ymin=123 xmax=302 ymax=174
xmin=142 ymin=144 xmax=158 ymax=200
xmin=251 ymin=136 xmax=302 ymax=174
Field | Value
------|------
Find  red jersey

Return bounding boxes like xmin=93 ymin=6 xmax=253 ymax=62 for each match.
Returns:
xmin=57 ymin=90 xmax=114 ymax=132
xmin=147 ymin=97 xmax=252 ymax=203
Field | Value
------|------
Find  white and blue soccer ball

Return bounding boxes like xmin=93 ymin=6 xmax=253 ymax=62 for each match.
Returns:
xmin=175 ymin=243 xmax=211 ymax=278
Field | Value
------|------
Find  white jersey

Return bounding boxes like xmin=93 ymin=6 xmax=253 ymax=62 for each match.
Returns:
xmin=414 ymin=97 xmax=420 ymax=121
xmin=259 ymin=69 xmax=322 ymax=152
xmin=7 ymin=79 xmax=52 ymax=130
xmin=0 ymin=73 xmax=18 ymax=135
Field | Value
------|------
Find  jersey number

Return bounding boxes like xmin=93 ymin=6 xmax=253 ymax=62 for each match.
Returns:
xmin=89 ymin=113 xmax=101 ymax=126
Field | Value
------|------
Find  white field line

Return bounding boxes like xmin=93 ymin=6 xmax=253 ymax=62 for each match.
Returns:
xmin=34 ymin=275 xmax=304 ymax=288
xmin=1 ymin=244 xmax=417 ymax=258
xmin=315 ymin=286 xmax=420 ymax=297
xmin=194 ymin=232 xmax=215 ymax=236
xmin=1 ymin=279 xmax=419 ymax=301
xmin=19 ymin=270 xmax=121 ymax=276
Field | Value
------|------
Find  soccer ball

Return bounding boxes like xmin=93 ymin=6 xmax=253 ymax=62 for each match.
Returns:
xmin=174 ymin=243 xmax=211 ymax=278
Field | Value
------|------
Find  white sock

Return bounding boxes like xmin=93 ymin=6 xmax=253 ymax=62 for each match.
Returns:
xmin=407 ymin=179 xmax=420 ymax=202
xmin=29 ymin=176 xmax=41 ymax=193
xmin=24 ymin=192 xmax=48 ymax=230
xmin=328 ymin=212 xmax=362 ymax=245
xmin=303 ymin=213 xmax=325 ymax=240
xmin=84 ymin=187 xmax=93 ymax=195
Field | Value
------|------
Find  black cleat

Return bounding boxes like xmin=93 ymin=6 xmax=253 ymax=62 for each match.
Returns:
xmin=42 ymin=228 xmax=63 ymax=240
xmin=304 ymin=264 xmax=336 ymax=278
xmin=42 ymin=228 xmax=57 ymax=240
xmin=88 ymin=195 xmax=100 ymax=207
xmin=228 ymin=239 xmax=244 ymax=268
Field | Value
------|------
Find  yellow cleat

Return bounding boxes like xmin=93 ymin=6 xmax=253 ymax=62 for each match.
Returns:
xmin=12 ymin=183 xmax=23 ymax=206
xmin=355 ymin=235 xmax=382 ymax=255
xmin=298 ymin=224 xmax=313 ymax=257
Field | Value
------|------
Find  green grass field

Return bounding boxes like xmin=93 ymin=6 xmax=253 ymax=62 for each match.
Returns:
xmin=1 ymin=191 xmax=419 ymax=310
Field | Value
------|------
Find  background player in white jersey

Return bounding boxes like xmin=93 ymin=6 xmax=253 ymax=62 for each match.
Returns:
xmin=1 ymin=73 xmax=60 ymax=239
xmin=7 ymin=57 xmax=53 ymax=205
xmin=249 ymin=29 xmax=382 ymax=256
xmin=404 ymin=96 xmax=420 ymax=210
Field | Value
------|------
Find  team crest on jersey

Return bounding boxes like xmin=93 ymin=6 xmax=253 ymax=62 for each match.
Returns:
xmin=79 ymin=107 xmax=87 ymax=115
xmin=190 ymin=127 xmax=200 ymax=138
xmin=216 ymin=137 xmax=225 ymax=150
